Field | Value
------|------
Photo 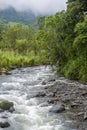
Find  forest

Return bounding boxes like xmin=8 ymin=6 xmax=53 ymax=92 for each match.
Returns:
xmin=0 ymin=7 xmax=37 ymax=25
xmin=0 ymin=0 xmax=87 ymax=82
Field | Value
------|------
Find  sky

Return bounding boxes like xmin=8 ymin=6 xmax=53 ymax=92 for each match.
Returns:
xmin=0 ymin=0 xmax=67 ymax=15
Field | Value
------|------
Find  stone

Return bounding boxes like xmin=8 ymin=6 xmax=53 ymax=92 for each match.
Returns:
xmin=49 ymin=79 xmax=56 ymax=82
xmin=5 ymin=71 xmax=12 ymax=75
xmin=46 ymin=92 xmax=55 ymax=97
xmin=1 ymin=69 xmax=11 ymax=75
xmin=62 ymin=98 xmax=71 ymax=103
xmin=49 ymin=104 xmax=65 ymax=113
xmin=47 ymin=99 xmax=54 ymax=104
xmin=70 ymin=102 xmax=79 ymax=108
xmin=82 ymin=92 xmax=87 ymax=96
xmin=84 ymin=112 xmax=87 ymax=120
xmin=77 ymin=112 xmax=84 ymax=117
xmin=1 ymin=116 xmax=8 ymax=119
xmin=10 ymin=66 xmax=16 ymax=70
xmin=9 ymin=107 xmax=15 ymax=113
xmin=41 ymin=81 xmax=46 ymax=85
xmin=35 ymin=92 xmax=46 ymax=97
xmin=40 ymin=102 xmax=49 ymax=107
xmin=0 ymin=122 xmax=10 ymax=128
xmin=0 ymin=101 xmax=14 ymax=112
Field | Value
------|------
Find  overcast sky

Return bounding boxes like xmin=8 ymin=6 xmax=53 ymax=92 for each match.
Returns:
xmin=0 ymin=0 xmax=67 ymax=15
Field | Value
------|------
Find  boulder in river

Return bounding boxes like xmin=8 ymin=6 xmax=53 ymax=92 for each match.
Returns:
xmin=35 ymin=91 xmax=46 ymax=97
xmin=0 ymin=100 xmax=14 ymax=112
xmin=0 ymin=122 xmax=10 ymax=128
xmin=41 ymin=81 xmax=46 ymax=85
xmin=49 ymin=103 xmax=65 ymax=113
xmin=48 ymin=79 xmax=56 ymax=82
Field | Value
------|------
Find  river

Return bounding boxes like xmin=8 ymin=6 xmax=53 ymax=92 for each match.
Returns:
xmin=0 ymin=66 xmax=80 ymax=130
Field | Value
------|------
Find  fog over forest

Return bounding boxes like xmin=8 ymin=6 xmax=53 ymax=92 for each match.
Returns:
xmin=0 ymin=0 xmax=67 ymax=15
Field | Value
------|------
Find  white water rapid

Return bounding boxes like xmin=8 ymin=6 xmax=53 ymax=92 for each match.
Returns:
xmin=0 ymin=66 xmax=76 ymax=130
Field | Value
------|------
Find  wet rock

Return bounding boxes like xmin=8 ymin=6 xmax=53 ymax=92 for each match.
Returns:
xmin=47 ymin=99 xmax=54 ymax=104
xmin=9 ymin=106 xmax=15 ymax=113
xmin=46 ymin=92 xmax=55 ymax=97
xmin=35 ymin=92 xmax=46 ymax=97
xmin=5 ymin=71 xmax=12 ymax=75
xmin=0 ymin=101 xmax=14 ymax=112
xmin=70 ymin=102 xmax=80 ymax=108
xmin=75 ymin=112 xmax=84 ymax=121
xmin=49 ymin=103 xmax=65 ymax=113
xmin=10 ymin=66 xmax=16 ymax=70
xmin=77 ymin=112 xmax=84 ymax=117
xmin=1 ymin=69 xmax=11 ymax=75
xmin=40 ymin=102 xmax=49 ymax=107
xmin=84 ymin=112 xmax=87 ymax=120
xmin=41 ymin=81 xmax=46 ymax=85
xmin=81 ymin=92 xmax=87 ymax=96
xmin=1 ymin=116 xmax=8 ymax=119
xmin=62 ymin=97 xmax=72 ymax=103
xmin=48 ymin=79 xmax=56 ymax=82
xmin=63 ymin=121 xmax=79 ymax=129
xmin=0 ymin=122 xmax=10 ymax=128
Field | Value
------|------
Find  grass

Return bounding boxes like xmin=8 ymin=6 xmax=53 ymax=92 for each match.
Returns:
xmin=0 ymin=49 xmax=50 ymax=73
xmin=60 ymin=56 xmax=87 ymax=82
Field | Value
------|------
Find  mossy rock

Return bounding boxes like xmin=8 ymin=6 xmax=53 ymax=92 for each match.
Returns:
xmin=0 ymin=100 xmax=14 ymax=112
xmin=0 ymin=122 xmax=10 ymax=128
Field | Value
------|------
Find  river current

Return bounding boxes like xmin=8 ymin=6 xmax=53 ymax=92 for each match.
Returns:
xmin=0 ymin=66 xmax=77 ymax=130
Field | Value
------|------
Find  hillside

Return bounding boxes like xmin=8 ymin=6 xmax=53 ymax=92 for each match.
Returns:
xmin=0 ymin=7 xmax=37 ymax=25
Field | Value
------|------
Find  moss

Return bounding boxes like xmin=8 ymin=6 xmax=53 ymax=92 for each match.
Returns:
xmin=0 ymin=100 xmax=14 ymax=111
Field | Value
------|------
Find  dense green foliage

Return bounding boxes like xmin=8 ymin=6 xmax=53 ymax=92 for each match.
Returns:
xmin=0 ymin=22 xmax=49 ymax=73
xmin=0 ymin=0 xmax=87 ymax=82
xmin=36 ymin=0 xmax=87 ymax=82
xmin=0 ymin=7 xmax=37 ymax=25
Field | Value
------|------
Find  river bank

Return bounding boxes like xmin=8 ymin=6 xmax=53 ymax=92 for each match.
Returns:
xmin=0 ymin=49 xmax=50 ymax=75
xmin=41 ymin=77 xmax=87 ymax=130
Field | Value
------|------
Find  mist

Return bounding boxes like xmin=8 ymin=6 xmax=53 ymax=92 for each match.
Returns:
xmin=0 ymin=0 xmax=67 ymax=15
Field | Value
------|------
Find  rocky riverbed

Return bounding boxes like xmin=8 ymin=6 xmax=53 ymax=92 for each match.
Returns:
xmin=0 ymin=66 xmax=87 ymax=130
xmin=41 ymin=78 xmax=87 ymax=130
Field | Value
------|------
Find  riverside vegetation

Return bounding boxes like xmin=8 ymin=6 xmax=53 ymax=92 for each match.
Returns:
xmin=0 ymin=0 xmax=87 ymax=82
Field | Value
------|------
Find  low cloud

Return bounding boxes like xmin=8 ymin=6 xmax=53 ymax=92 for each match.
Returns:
xmin=0 ymin=0 xmax=67 ymax=15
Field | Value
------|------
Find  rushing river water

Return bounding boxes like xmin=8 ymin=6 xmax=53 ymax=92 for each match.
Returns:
xmin=0 ymin=66 xmax=78 ymax=130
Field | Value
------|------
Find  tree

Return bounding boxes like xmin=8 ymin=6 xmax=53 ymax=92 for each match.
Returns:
xmin=73 ymin=16 xmax=87 ymax=61
xmin=2 ymin=23 xmax=23 ymax=49
xmin=38 ymin=16 xmax=45 ymax=30
xmin=0 ymin=20 xmax=6 ymax=41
